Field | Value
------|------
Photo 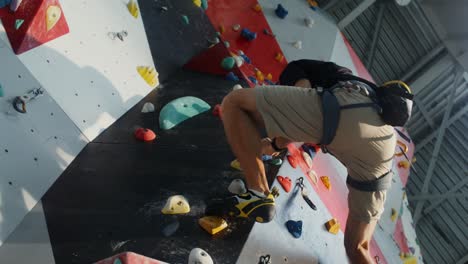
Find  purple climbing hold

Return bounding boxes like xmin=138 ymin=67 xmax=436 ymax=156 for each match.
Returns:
xmin=285 ymin=220 xmax=302 ymax=238
xmin=275 ymin=4 xmax=288 ymax=19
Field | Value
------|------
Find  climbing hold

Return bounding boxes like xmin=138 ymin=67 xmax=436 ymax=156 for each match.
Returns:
xmin=320 ymin=176 xmax=331 ymax=190
xmin=409 ymin=247 xmax=415 ymax=255
xmin=0 ymin=83 xmax=4 ymax=97
xmin=9 ymin=0 xmax=22 ymax=12
xmin=127 ymin=0 xmax=139 ymax=18
xmin=232 ymin=24 xmax=241 ymax=31
xmin=193 ymin=0 xmax=201 ymax=7
xmin=160 ymin=6 xmax=168 ymax=11
xmin=199 ymin=216 xmax=228 ymax=235
xmin=275 ymin=53 xmax=284 ymax=62
xmin=277 ymin=176 xmax=292 ymax=193
xmin=412 ymin=157 xmax=417 ymax=163
xmin=308 ymin=170 xmax=319 ymax=186
xmin=270 ymin=158 xmax=282 ymax=166
xmin=266 ymin=73 xmax=273 ymax=81
xmin=391 ymin=208 xmax=397 ymax=222
xmin=0 ymin=0 xmax=11 ymax=8
xmin=221 ymin=57 xmax=236 ymax=70
xmin=398 ymin=160 xmax=410 ymax=169
xmin=252 ymin=4 xmax=262 ymax=12
xmin=224 ymin=41 xmax=230 ymax=48
xmin=234 ymin=56 xmax=243 ymax=67
xmin=134 ymin=128 xmax=156 ymax=142
xmin=161 ymin=217 xmax=180 ymax=237
xmin=256 ymin=70 xmax=265 ymax=82
xmin=304 ymin=17 xmax=315 ymax=28
xmin=212 ymin=104 xmax=222 ymax=118
xmin=275 ymin=4 xmax=288 ymax=19
xmin=258 ymin=255 xmax=271 ymax=264
xmin=293 ymin=40 xmax=303 ymax=49
xmin=302 ymin=151 xmax=313 ymax=168
xmin=161 ymin=195 xmax=190 ymax=215
xmin=219 ymin=25 xmax=225 ymax=34
xmin=141 ymin=102 xmax=155 ymax=113
xmin=248 ymin=76 xmax=258 ymax=84
xmin=137 ymin=66 xmax=158 ymax=88
xmin=201 ymin=0 xmax=208 ymax=10
xmin=15 ymin=19 xmax=24 ymax=30
xmin=232 ymin=84 xmax=243 ymax=90
xmin=239 ymin=54 xmax=251 ymax=64
xmin=46 ymin=5 xmax=62 ymax=31
xmin=159 ymin=96 xmax=210 ymax=130
xmin=241 ymin=28 xmax=257 ymax=41
xmin=228 ymin=179 xmax=247 ymax=194
xmin=230 ymin=159 xmax=242 ymax=171
xmin=226 ymin=72 xmax=239 ymax=82
xmin=181 ymin=15 xmax=190 ymax=25
xmin=285 ymin=220 xmax=303 ymax=238
xmin=325 ymin=218 xmax=340 ymax=234
xmin=262 ymin=155 xmax=272 ymax=161
xmin=188 ymin=248 xmax=213 ymax=264
xmin=287 ymin=155 xmax=297 ymax=168
xmin=308 ymin=0 xmax=319 ymax=9
xmin=301 ymin=144 xmax=317 ymax=159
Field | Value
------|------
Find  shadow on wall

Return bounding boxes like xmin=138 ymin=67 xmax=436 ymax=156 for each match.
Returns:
xmin=0 ymin=28 xmax=144 ymax=247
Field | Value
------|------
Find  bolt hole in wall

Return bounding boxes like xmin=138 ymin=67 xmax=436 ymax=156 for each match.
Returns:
xmin=30 ymin=129 xmax=34 ymax=133
xmin=4 ymin=149 xmax=8 ymax=153
xmin=8 ymin=181 xmax=12 ymax=185
xmin=18 ymin=75 xmax=21 ymax=79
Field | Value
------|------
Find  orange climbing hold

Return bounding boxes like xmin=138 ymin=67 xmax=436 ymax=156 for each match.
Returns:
xmin=199 ymin=216 xmax=228 ymax=235
xmin=256 ymin=70 xmax=264 ymax=82
xmin=134 ymin=128 xmax=156 ymax=142
xmin=320 ymin=176 xmax=331 ymax=190
xmin=266 ymin=73 xmax=273 ymax=80
xmin=275 ymin=53 xmax=284 ymax=62
xmin=325 ymin=218 xmax=340 ymax=234
xmin=398 ymin=161 xmax=410 ymax=169
xmin=252 ymin=4 xmax=262 ymax=12
xmin=219 ymin=24 xmax=225 ymax=34
xmin=307 ymin=0 xmax=319 ymax=8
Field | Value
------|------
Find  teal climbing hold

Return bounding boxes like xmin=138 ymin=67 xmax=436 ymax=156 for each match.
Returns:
xmin=159 ymin=96 xmax=211 ymax=130
xmin=0 ymin=83 xmax=4 ymax=97
xmin=15 ymin=19 xmax=24 ymax=30
xmin=224 ymin=41 xmax=230 ymax=48
xmin=182 ymin=15 xmax=189 ymax=25
xmin=201 ymin=0 xmax=208 ymax=10
xmin=221 ymin=57 xmax=235 ymax=70
xmin=113 ymin=258 xmax=123 ymax=264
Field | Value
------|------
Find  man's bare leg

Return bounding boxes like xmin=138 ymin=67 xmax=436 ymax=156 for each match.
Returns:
xmin=221 ymin=89 xmax=269 ymax=194
xmin=344 ymin=215 xmax=378 ymax=264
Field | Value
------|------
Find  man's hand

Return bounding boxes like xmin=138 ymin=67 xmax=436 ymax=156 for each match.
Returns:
xmin=294 ymin=78 xmax=312 ymax=88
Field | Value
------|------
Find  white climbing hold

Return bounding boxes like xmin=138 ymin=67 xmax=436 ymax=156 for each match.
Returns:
xmin=302 ymin=151 xmax=313 ymax=169
xmin=293 ymin=41 xmax=302 ymax=49
xmin=308 ymin=170 xmax=319 ymax=186
xmin=232 ymin=24 xmax=241 ymax=31
xmin=304 ymin=17 xmax=315 ymax=28
xmin=234 ymin=56 xmax=243 ymax=67
xmin=233 ymin=84 xmax=243 ymax=90
xmin=161 ymin=195 xmax=190 ymax=215
xmin=188 ymin=248 xmax=214 ymax=264
xmin=228 ymin=179 xmax=247 ymax=194
xmin=141 ymin=102 xmax=155 ymax=113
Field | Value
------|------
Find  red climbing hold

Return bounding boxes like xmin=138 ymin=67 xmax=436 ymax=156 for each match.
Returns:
xmin=277 ymin=176 xmax=292 ymax=193
xmin=212 ymin=104 xmax=222 ymax=119
xmin=287 ymin=155 xmax=297 ymax=168
xmin=134 ymin=128 xmax=156 ymax=142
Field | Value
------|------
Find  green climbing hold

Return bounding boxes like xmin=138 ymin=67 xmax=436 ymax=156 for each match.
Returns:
xmin=271 ymin=158 xmax=283 ymax=166
xmin=159 ymin=96 xmax=211 ymax=130
xmin=15 ymin=19 xmax=24 ymax=30
xmin=224 ymin=41 xmax=230 ymax=48
xmin=221 ymin=57 xmax=235 ymax=70
xmin=0 ymin=83 xmax=4 ymax=97
xmin=182 ymin=15 xmax=189 ymax=25
xmin=113 ymin=258 xmax=123 ymax=264
xmin=201 ymin=0 xmax=208 ymax=10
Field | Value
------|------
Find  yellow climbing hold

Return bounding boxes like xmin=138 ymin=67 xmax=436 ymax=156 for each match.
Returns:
xmin=266 ymin=73 xmax=273 ymax=80
xmin=161 ymin=195 xmax=190 ymax=215
xmin=398 ymin=160 xmax=410 ymax=169
xmin=137 ymin=66 xmax=158 ymax=88
xmin=46 ymin=5 xmax=61 ymax=31
xmin=193 ymin=0 xmax=202 ymax=7
xmin=320 ymin=176 xmax=331 ymax=190
xmin=325 ymin=218 xmax=340 ymax=234
xmin=231 ymin=159 xmax=242 ymax=171
xmin=198 ymin=216 xmax=228 ymax=235
xmin=391 ymin=208 xmax=398 ymax=222
xmin=127 ymin=0 xmax=139 ymax=18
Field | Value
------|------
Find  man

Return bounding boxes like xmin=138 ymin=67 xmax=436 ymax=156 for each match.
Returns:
xmin=210 ymin=59 xmax=406 ymax=263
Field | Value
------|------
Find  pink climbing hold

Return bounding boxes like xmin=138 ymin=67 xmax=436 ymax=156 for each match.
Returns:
xmin=134 ymin=128 xmax=156 ymax=142
xmin=277 ymin=176 xmax=292 ymax=193
xmin=287 ymin=155 xmax=297 ymax=168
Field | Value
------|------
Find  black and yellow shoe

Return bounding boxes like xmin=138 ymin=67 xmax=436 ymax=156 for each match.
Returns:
xmin=205 ymin=191 xmax=276 ymax=223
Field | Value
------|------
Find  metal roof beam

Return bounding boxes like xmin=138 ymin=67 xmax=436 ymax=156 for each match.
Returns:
xmin=456 ymin=254 xmax=468 ymax=264
xmin=338 ymin=0 xmax=376 ymax=30
xmin=412 ymin=70 xmax=461 ymax=223
xmin=414 ymin=99 xmax=436 ymax=128
xmin=408 ymin=192 xmax=468 ymax=202
xmin=423 ymin=177 xmax=468 ymax=215
xmin=401 ymin=44 xmax=445 ymax=83
xmin=366 ymin=3 xmax=386 ymax=70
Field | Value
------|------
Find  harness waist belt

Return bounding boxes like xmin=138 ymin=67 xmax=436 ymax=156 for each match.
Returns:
xmin=346 ymin=171 xmax=392 ymax=192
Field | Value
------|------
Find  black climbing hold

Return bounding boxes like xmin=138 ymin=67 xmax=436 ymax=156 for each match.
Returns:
xmin=285 ymin=220 xmax=302 ymax=238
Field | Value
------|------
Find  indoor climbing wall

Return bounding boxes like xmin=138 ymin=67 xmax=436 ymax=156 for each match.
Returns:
xmin=0 ymin=37 xmax=88 ymax=247
xmin=0 ymin=0 xmax=157 ymax=249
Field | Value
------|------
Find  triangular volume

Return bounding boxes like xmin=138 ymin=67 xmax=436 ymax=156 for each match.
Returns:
xmin=184 ymin=42 xmax=244 ymax=79
xmin=1 ymin=0 xmax=69 ymax=54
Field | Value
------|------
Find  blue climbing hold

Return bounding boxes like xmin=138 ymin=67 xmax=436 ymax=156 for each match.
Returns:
xmin=239 ymin=54 xmax=251 ymax=64
xmin=248 ymin=76 xmax=258 ymax=84
xmin=301 ymin=144 xmax=316 ymax=159
xmin=226 ymin=72 xmax=239 ymax=82
xmin=275 ymin=4 xmax=288 ymax=19
xmin=285 ymin=220 xmax=302 ymax=238
xmin=241 ymin=28 xmax=257 ymax=41
xmin=262 ymin=155 xmax=272 ymax=161
xmin=0 ymin=0 xmax=12 ymax=8
xmin=264 ymin=79 xmax=275 ymax=85
xmin=159 ymin=96 xmax=211 ymax=130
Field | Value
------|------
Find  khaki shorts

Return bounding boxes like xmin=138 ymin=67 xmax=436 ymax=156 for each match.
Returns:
xmin=255 ymin=85 xmax=394 ymax=222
